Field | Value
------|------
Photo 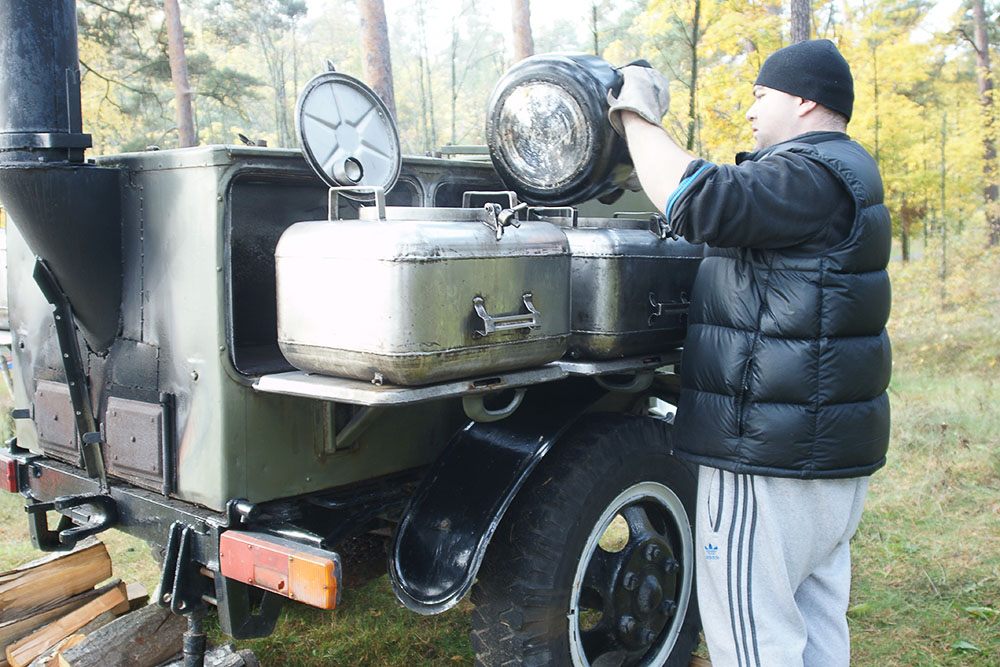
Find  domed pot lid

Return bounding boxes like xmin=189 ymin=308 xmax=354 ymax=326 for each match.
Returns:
xmin=485 ymin=54 xmax=631 ymax=206
xmin=295 ymin=69 xmax=401 ymax=201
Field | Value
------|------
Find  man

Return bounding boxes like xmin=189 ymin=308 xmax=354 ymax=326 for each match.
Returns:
xmin=608 ymin=40 xmax=892 ymax=666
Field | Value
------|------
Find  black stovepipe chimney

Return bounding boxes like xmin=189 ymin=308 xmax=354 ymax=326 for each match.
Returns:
xmin=0 ymin=0 xmax=122 ymax=353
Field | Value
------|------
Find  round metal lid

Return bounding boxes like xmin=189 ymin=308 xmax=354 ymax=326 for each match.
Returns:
xmin=295 ymin=70 xmax=401 ymax=200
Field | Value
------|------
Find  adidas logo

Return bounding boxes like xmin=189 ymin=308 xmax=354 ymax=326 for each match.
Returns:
xmin=704 ymin=543 xmax=720 ymax=561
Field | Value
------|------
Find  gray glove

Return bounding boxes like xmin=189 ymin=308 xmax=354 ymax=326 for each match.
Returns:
xmin=607 ymin=64 xmax=671 ymax=137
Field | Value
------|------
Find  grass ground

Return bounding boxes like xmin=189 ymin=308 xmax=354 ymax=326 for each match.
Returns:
xmin=0 ymin=228 xmax=997 ymax=665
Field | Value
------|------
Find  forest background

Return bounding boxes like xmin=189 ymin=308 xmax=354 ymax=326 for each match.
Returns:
xmin=78 ymin=0 xmax=1000 ymax=257
xmin=0 ymin=1 xmax=995 ymax=665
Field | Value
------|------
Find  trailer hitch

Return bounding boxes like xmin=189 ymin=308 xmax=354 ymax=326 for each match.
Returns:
xmin=25 ymin=493 xmax=118 ymax=550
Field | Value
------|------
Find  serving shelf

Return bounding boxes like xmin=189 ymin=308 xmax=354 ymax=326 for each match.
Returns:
xmin=252 ymin=350 xmax=682 ymax=407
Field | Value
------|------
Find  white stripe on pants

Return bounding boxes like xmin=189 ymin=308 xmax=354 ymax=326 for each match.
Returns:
xmin=695 ymin=466 xmax=869 ymax=667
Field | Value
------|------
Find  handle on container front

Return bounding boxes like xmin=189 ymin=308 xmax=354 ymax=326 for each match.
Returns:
xmin=328 ymin=185 xmax=386 ymax=221
xmin=529 ymin=206 xmax=578 ymax=226
xmin=648 ymin=291 xmax=690 ymax=326
xmin=473 ymin=293 xmax=541 ymax=336
xmin=461 ymin=190 xmax=519 ymax=209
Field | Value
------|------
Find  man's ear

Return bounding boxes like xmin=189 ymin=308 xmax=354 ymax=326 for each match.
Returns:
xmin=797 ymin=98 xmax=819 ymax=117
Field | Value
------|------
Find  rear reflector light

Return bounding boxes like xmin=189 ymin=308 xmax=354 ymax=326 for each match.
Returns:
xmin=219 ymin=530 xmax=341 ymax=610
xmin=0 ymin=453 xmax=18 ymax=493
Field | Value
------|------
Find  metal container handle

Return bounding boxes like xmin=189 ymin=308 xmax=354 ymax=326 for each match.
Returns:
xmin=594 ymin=371 xmax=655 ymax=393
xmin=648 ymin=291 xmax=690 ymax=326
xmin=461 ymin=190 xmax=519 ymax=209
xmin=528 ymin=206 xmax=578 ymax=226
xmin=473 ymin=293 xmax=541 ymax=336
xmin=612 ymin=211 xmax=657 ymax=218
xmin=328 ymin=185 xmax=386 ymax=221
xmin=462 ymin=388 xmax=526 ymax=422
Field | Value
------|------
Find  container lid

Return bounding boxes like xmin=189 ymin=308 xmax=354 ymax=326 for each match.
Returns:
xmin=295 ymin=70 xmax=401 ymax=200
xmin=485 ymin=54 xmax=631 ymax=206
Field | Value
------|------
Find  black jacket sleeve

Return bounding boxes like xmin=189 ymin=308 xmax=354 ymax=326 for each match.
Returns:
xmin=666 ymin=150 xmax=854 ymax=251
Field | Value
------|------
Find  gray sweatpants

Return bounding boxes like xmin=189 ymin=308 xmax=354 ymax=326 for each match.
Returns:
xmin=695 ymin=466 xmax=870 ymax=667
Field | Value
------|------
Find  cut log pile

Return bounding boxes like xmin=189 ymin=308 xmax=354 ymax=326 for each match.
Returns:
xmin=0 ymin=537 xmax=244 ymax=667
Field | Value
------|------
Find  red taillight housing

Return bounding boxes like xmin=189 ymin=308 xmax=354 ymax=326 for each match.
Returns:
xmin=0 ymin=452 xmax=18 ymax=493
xmin=219 ymin=530 xmax=341 ymax=610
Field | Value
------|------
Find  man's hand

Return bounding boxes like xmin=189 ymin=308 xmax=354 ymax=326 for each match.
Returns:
xmin=607 ymin=64 xmax=671 ymax=137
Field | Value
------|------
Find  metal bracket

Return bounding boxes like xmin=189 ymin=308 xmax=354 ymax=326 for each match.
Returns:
xmin=158 ymin=521 xmax=211 ymax=615
xmin=461 ymin=190 xmax=518 ymax=209
xmin=25 ymin=493 xmax=118 ymax=551
xmin=529 ymin=206 xmax=578 ymax=226
xmin=473 ymin=293 xmax=541 ymax=336
xmin=328 ymin=185 xmax=386 ymax=221
xmin=32 ymin=258 xmax=108 ymax=491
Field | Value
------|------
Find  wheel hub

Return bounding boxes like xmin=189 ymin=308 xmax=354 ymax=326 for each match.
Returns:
xmin=569 ymin=482 xmax=694 ymax=667
xmin=612 ymin=535 xmax=678 ymax=649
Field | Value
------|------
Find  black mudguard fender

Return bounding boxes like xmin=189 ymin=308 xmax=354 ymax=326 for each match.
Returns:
xmin=389 ymin=379 xmax=607 ymax=614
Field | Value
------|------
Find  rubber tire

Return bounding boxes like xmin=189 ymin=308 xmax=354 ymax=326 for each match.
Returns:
xmin=470 ymin=413 xmax=700 ymax=667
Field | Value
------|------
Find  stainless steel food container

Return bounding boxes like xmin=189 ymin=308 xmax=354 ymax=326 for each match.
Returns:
xmin=275 ymin=205 xmax=571 ymax=385
xmin=546 ymin=214 xmax=703 ymax=359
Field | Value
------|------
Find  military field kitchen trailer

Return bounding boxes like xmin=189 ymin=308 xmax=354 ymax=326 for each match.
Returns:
xmin=0 ymin=2 xmax=706 ymax=665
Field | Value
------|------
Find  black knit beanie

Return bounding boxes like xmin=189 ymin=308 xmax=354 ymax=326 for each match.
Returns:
xmin=754 ymin=39 xmax=854 ymax=120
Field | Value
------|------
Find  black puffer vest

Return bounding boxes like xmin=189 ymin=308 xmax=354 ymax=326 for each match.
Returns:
xmin=673 ymin=137 xmax=891 ymax=479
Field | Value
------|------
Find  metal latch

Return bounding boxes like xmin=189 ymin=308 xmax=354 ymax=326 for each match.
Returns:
xmin=482 ymin=202 xmax=527 ymax=241
xmin=649 ymin=213 xmax=680 ymax=241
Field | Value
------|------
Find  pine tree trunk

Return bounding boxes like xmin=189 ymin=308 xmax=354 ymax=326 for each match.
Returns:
xmin=972 ymin=0 xmax=999 ymax=246
xmin=359 ymin=0 xmax=397 ymax=119
xmin=163 ymin=0 xmax=196 ymax=147
xmin=511 ymin=0 xmax=534 ymax=62
xmin=790 ymin=0 xmax=810 ymax=43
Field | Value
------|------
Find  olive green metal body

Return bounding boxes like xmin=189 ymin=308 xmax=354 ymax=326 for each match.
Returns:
xmin=9 ymin=146 xmax=509 ymax=511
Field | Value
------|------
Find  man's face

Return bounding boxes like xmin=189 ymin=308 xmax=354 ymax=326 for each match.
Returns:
xmin=745 ymin=85 xmax=804 ymax=150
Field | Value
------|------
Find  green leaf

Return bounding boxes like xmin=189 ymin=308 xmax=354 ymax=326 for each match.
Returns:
xmin=950 ymin=640 xmax=981 ymax=652
xmin=847 ymin=602 xmax=872 ymax=617
xmin=962 ymin=606 xmax=999 ymax=620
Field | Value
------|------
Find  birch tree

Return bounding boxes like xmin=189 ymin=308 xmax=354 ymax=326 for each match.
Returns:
xmin=969 ymin=0 xmax=998 ymax=245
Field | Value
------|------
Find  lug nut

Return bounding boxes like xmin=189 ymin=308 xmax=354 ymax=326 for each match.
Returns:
xmin=623 ymin=572 xmax=639 ymax=590
xmin=618 ymin=615 xmax=637 ymax=636
xmin=663 ymin=558 xmax=680 ymax=574
xmin=661 ymin=599 xmax=678 ymax=617
xmin=645 ymin=544 xmax=662 ymax=562
xmin=642 ymin=629 xmax=658 ymax=646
